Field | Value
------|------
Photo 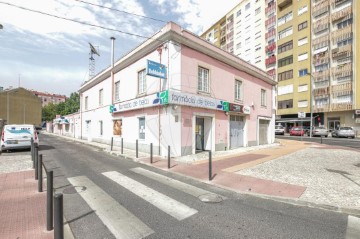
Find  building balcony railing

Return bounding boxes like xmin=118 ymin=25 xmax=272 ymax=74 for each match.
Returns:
xmin=265 ymin=56 xmax=276 ymax=66
xmin=314 ymin=104 xmax=330 ymax=113
xmin=331 ymin=25 xmax=352 ymax=43
xmin=314 ymin=86 xmax=330 ymax=97
xmin=265 ymin=16 xmax=276 ymax=28
xmin=331 ymin=0 xmax=351 ymax=8
xmin=331 ymin=6 xmax=352 ymax=22
xmin=332 ymin=82 xmax=352 ymax=92
xmin=313 ymin=6 xmax=330 ymax=18
xmin=265 ymin=5 xmax=276 ymax=16
xmin=265 ymin=42 xmax=276 ymax=53
xmin=313 ymin=69 xmax=330 ymax=78
xmin=331 ymin=63 xmax=352 ymax=76
xmin=331 ymin=102 xmax=353 ymax=111
xmin=312 ymin=34 xmax=330 ymax=46
xmin=267 ymin=68 xmax=276 ymax=77
xmin=265 ymin=29 xmax=276 ymax=41
xmin=332 ymin=44 xmax=352 ymax=59
xmin=278 ymin=0 xmax=292 ymax=9
xmin=313 ymin=23 xmax=329 ymax=34
xmin=314 ymin=55 xmax=330 ymax=66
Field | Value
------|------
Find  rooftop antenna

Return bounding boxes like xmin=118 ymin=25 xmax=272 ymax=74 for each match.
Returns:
xmin=89 ymin=43 xmax=100 ymax=79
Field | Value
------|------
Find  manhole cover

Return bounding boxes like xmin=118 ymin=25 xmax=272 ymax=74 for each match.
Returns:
xmin=63 ymin=186 xmax=86 ymax=194
xmin=198 ymin=194 xmax=224 ymax=203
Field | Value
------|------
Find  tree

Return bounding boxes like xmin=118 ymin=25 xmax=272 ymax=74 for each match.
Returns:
xmin=41 ymin=92 xmax=80 ymax=121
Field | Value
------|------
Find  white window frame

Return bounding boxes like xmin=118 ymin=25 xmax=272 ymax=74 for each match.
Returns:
xmin=278 ymin=11 xmax=293 ymax=27
xmin=138 ymin=69 xmax=146 ymax=95
xmin=298 ymin=53 xmax=308 ymax=61
xmin=298 ymin=37 xmax=308 ymax=46
xmin=298 ymin=5 xmax=308 ymax=15
xmin=298 ymin=84 xmax=308 ymax=92
xmin=99 ymin=120 xmax=103 ymax=136
xmin=115 ymin=81 xmax=120 ymax=101
xmin=235 ymin=79 xmax=243 ymax=101
xmin=298 ymin=100 xmax=308 ymax=108
xmin=198 ymin=66 xmax=210 ymax=93
xmin=261 ymin=89 xmax=267 ymax=107
xmin=139 ymin=117 xmax=145 ymax=140
xmin=278 ymin=26 xmax=293 ymax=40
xmin=99 ymin=89 xmax=103 ymax=106
xmin=84 ymin=96 xmax=88 ymax=110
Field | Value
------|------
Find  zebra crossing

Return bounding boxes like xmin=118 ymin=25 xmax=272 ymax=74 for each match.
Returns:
xmin=68 ymin=167 xmax=224 ymax=239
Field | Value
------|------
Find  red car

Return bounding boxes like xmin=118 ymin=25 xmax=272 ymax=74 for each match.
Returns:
xmin=289 ymin=127 xmax=305 ymax=136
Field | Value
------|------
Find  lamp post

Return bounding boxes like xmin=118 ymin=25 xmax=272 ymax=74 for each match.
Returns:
xmin=307 ymin=73 xmax=314 ymax=138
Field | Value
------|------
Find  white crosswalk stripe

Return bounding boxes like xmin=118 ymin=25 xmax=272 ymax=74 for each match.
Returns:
xmin=68 ymin=176 xmax=154 ymax=239
xmin=103 ymin=171 xmax=198 ymax=221
xmin=130 ymin=167 xmax=225 ymax=200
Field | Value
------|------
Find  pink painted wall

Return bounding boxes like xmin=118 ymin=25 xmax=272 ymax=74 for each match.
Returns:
xmin=181 ymin=46 xmax=273 ymax=143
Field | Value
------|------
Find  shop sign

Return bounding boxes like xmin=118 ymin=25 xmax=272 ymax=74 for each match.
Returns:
xmin=114 ymin=91 xmax=167 ymax=112
xmin=146 ymin=60 xmax=167 ymax=79
xmin=229 ymin=103 xmax=243 ymax=112
xmin=242 ymin=106 xmax=251 ymax=114
xmin=355 ymin=109 xmax=360 ymax=115
xmin=167 ymin=90 xmax=229 ymax=111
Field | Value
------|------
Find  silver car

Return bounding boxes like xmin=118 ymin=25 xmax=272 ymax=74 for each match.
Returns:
xmin=331 ymin=127 xmax=355 ymax=139
xmin=275 ymin=125 xmax=285 ymax=135
xmin=308 ymin=126 xmax=328 ymax=137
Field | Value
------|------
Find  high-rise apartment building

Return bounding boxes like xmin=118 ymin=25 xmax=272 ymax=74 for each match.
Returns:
xmin=202 ymin=0 xmax=267 ymax=71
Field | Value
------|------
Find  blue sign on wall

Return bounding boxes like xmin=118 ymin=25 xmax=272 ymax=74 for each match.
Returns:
xmin=146 ymin=60 xmax=167 ymax=79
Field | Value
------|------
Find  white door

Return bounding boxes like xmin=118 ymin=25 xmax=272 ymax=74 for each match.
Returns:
xmin=230 ymin=115 xmax=244 ymax=149
xmin=259 ymin=119 xmax=269 ymax=145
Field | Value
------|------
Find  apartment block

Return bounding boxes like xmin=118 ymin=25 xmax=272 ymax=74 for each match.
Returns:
xmin=30 ymin=90 xmax=67 ymax=107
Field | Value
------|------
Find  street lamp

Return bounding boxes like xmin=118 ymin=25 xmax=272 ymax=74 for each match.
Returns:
xmin=307 ymin=73 xmax=314 ymax=138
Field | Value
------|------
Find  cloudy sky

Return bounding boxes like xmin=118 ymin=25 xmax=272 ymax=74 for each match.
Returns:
xmin=0 ymin=0 xmax=240 ymax=96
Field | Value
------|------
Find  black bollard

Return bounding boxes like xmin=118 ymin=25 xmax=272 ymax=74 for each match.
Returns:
xmin=168 ymin=145 xmax=170 ymax=169
xmin=35 ymin=147 xmax=39 ymax=180
xmin=38 ymin=154 xmax=43 ymax=192
xmin=136 ymin=139 xmax=138 ymax=158
xmin=54 ymin=193 xmax=64 ymax=239
xmin=111 ymin=137 xmax=113 ymax=151
xmin=47 ymin=171 xmax=53 ymax=231
xmin=121 ymin=138 xmax=123 ymax=154
xmin=209 ymin=151 xmax=212 ymax=181
xmin=31 ymin=138 xmax=34 ymax=166
xmin=150 ymin=143 xmax=153 ymax=164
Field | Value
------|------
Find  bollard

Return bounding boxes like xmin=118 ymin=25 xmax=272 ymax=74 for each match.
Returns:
xmin=35 ymin=147 xmax=39 ymax=180
xmin=31 ymin=138 xmax=34 ymax=166
xmin=38 ymin=154 xmax=43 ymax=192
xmin=168 ymin=146 xmax=170 ymax=169
xmin=321 ymin=136 xmax=323 ymax=144
xmin=47 ymin=171 xmax=54 ymax=231
xmin=54 ymin=193 xmax=64 ymax=239
xmin=121 ymin=138 xmax=123 ymax=154
xmin=209 ymin=151 xmax=212 ymax=181
xmin=111 ymin=137 xmax=113 ymax=151
xmin=136 ymin=139 xmax=138 ymax=158
xmin=150 ymin=143 xmax=153 ymax=164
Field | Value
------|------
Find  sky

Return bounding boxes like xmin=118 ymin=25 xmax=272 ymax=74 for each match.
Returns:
xmin=0 ymin=0 xmax=240 ymax=97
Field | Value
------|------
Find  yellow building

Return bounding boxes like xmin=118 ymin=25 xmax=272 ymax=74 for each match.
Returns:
xmin=0 ymin=87 xmax=42 ymax=126
xmin=201 ymin=16 xmax=226 ymax=49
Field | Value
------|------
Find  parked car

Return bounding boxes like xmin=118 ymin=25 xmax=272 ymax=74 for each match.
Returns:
xmin=331 ymin=127 xmax=355 ymax=138
xmin=275 ymin=125 xmax=285 ymax=135
xmin=308 ymin=126 xmax=328 ymax=137
xmin=1 ymin=124 xmax=39 ymax=152
xmin=289 ymin=127 xmax=305 ymax=136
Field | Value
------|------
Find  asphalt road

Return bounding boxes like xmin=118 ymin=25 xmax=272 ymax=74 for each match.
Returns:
xmin=36 ymin=134 xmax=350 ymax=239
xmin=276 ymin=135 xmax=360 ymax=150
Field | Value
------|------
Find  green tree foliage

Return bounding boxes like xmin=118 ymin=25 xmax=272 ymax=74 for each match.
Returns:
xmin=42 ymin=92 xmax=80 ymax=121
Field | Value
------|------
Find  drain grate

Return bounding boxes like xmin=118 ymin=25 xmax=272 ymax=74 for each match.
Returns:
xmin=63 ymin=186 xmax=86 ymax=194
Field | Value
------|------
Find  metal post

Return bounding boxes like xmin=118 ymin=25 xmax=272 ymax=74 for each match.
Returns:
xmin=136 ymin=139 xmax=138 ymax=158
xmin=150 ymin=143 xmax=153 ymax=164
xmin=209 ymin=151 xmax=212 ymax=181
xmin=38 ymin=154 xmax=43 ymax=192
xmin=47 ymin=171 xmax=53 ymax=231
xmin=321 ymin=136 xmax=323 ymax=144
xmin=54 ymin=193 xmax=64 ymax=239
xmin=121 ymin=138 xmax=123 ymax=154
xmin=31 ymin=138 xmax=34 ymax=165
xmin=111 ymin=137 xmax=113 ymax=151
xmin=35 ymin=147 xmax=38 ymax=180
xmin=168 ymin=146 xmax=170 ymax=169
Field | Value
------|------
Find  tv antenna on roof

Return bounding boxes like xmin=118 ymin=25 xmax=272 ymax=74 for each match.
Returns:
xmin=89 ymin=43 xmax=100 ymax=79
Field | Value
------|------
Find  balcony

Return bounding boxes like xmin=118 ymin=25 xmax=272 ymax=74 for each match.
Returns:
xmin=278 ymin=0 xmax=292 ymax=9
xmin=312 ymin=34 xmax=329 ymax=46
xmin=332 ymin=44 xmax=352 ymax=59
xmin=331 ymin=102 xmax=353 ymax=111
xmin=265 ymin=29 xmax=276 ymax=41
xmin=332 ymin=82 xmax=352 ymax=97
xmin=265 ymin=15 xmax=276 ymax=29
xmin=331 ymin=0 xmax=351 ymax=7
xmin=313 ymin=1 xmax=330 ymax=18
xmin=265 ymin=42 xmax=276 ymax=53
xmin=313 ymin=86 xmax=330 ymax=97
xmin=314 ymin=54 xmax=329 ymax=66
xmin=314 ymin=104 xmax=330 ymax=113
xmin=332 ymin=63 xmax=352 ymax=76
xmin=331 ymin=6 xmax=352 ymax=22
xmin=265 ymin=4 xmax=276 ymax=16
xmin=313 ymin=69 xmax=330 ymax=78
xmin=265 ymin=56 xmax=276 ymax=66
xmin=331 ymin=25 xmax=352 ymax=43
xmin=266 ymin=0 xmax=274 ymax=5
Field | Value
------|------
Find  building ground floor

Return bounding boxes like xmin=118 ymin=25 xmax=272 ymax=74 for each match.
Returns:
xmin=49 ymin=104 xmax=275 ymax=157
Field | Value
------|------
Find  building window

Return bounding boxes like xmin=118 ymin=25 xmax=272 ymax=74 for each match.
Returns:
xmin=115 ymin=81 xmax=120 ymax=101
xmin=255 ymin=7 xmax=261 ymax=15
xmin=278 ymin=70 xmax=293 ymax=81
xmin=298 ymin=84 xmax=308 ymax=92
xmin=298 ymin=53 xmax=308 ymax=61
xmin=278 ymin=11 xmax=293 ymax=26
xmin=138 ymin=69 xmax=146 ymax=94
xmin=84 ymin=96 xmax=88 ymax=110
xmin=236 ymin=9 xmax=241 ymax=17
xmin=298 ymin=100 xmax=308 ymax=108
xmin=245 ymin=3 xmax=250 ymax=10
xmin=298 ymin=21 xmax=308 ymax=31
xmin=278 ymin=26 xmax=293 ymax=40
xmin=235 ymin=79 xmax=243 ymax=101
xmin=278 ymin=40 xmax=293 ymax=54
xmin=298 ymin=5 xmax=308 ymax=15
xmin=299 ymin=69 xmax=308 ymax=77
xmin=278 ymin=55 xmax=293 ymax=67
xmin=298 ymin=37 xmax=308 ymax=46
xmin=99 ymin=120 xmax=103 ymax=136
xmin=278 ymin=84 xmax=293 ymax=96
xmin=261 ymin=89 xmax=266 ymax=107
xmin=99 ymin=89 xmax=103 ymax=106
xmin=139 ymin=117 xmax=145 ymax=140
xmin=278 ymin=99 xmax=293 ymax=109
xmin=198 ymin=66 xmax=209 ymax=93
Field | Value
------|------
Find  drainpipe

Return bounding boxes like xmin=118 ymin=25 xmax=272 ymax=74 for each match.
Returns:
xmin=157 ymin=46 xmax=163 ymax=155
xmin=110 ymin=37 xmax=116 ymax=105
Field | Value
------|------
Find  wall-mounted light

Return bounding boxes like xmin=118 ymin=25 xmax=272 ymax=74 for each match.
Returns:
xmin=225 ymin=111 xmax=229 ymax=116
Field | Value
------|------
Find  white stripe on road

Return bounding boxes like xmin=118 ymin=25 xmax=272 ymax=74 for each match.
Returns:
xmin=346 ymin=215 xmax=360 ymax=239
xmin=130 ymin=167 xmax=225 ymax=200
xmin=67 ymin=176 xmax=154 ymax=239
xmin=103 ymin=171 xmax=198 ymax=221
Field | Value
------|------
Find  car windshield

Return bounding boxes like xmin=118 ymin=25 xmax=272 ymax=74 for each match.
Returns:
xmin=293 ymin=127 xmax=301 ymax=130
xmin=340 ymin=127 xmax=352 ymax=130
xmin=275 ymin=126 xmax=283 ymax=129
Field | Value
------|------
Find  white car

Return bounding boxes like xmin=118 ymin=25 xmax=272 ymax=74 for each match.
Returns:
xmin=1 ymin=124 xmax=39 ymax=152
xmin=275 ymin=125 xmax=285 ymax=135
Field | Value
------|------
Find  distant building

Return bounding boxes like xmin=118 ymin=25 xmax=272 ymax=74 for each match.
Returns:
xmin=30 ymin=90 xmax=67 ymax=107
xmin=0 ymin=87 xmax=42 ymax=125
